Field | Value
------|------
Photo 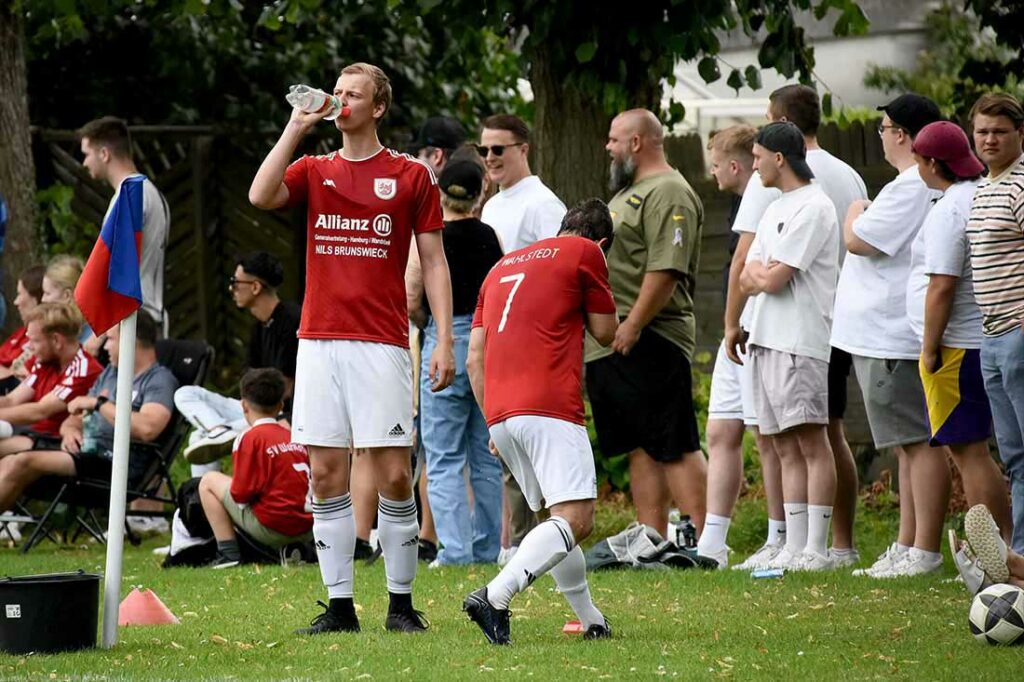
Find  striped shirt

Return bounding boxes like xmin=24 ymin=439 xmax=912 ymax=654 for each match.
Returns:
xmin=965 ymin=157 xmax=1024 ymax=336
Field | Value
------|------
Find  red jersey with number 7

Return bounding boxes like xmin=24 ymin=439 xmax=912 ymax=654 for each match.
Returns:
xmin=282 ymin=147 xmax=443 ymax=348
xmin=472 ymin=236 xmax=615 ymax=426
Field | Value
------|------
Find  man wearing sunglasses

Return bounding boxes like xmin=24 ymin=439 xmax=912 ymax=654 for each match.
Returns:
xmin=478 ymin=113 xmax=567 ymax=566
xmin=174 ymin=251 xmax=300 ymax=474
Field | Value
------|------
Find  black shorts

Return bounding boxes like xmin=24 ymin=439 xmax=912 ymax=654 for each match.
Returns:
xmin=585 ymin=330 xmax=701 ymax=463
xmin=70 ymin=449 xmax=153 ymax=489
xmin=828 ymin=346 xmax=853 ymax=420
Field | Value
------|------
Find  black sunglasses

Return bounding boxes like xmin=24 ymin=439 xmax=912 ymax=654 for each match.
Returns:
xmin=228 ymin=276 xmax=259 ymax=288
xmin=476 ymin=142 xmax=525 ymax=157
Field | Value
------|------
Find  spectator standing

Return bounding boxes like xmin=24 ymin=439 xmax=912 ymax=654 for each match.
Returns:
xmin=832 ymin=94 xmax=947 ymax=577
xmin=965 ymin=92 xmax=1024 ymax=554
xmin=409 ymin=160 xmax=504 ymax=565
xmin=906 ymin=120 xmax=1012 ymax=541
xmin=411 ymin=116 xmax=466 ymax=177
xmin=585 ymin=108 xmax=707 ymax=537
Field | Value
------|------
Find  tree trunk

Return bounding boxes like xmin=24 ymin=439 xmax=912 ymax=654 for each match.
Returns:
xmin=0 ymin=7 xmax=38 ymax=333
xmin=530 ymin=44 xmax=662 ymax=207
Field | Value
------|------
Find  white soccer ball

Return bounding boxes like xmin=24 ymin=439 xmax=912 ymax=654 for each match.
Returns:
xmin=969 ymin=583 xmax=1024 ymax=646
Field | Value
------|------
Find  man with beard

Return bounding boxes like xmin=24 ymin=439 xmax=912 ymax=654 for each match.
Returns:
xmin=584 ymin=109 xmax=707 ymax=538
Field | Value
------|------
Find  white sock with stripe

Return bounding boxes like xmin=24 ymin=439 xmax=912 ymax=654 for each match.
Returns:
xmin=486 ymin=516 xmax=575 ymax=611
xmin=312 ymin=493 xmax=355 ymax=598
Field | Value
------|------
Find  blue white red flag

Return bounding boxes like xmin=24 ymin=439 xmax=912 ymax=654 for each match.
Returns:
xmin=74 ymin=175 xmax=145 ymax=333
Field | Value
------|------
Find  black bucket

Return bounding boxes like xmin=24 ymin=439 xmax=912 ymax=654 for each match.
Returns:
xmin=0 ymin=570 xmax=101 ymax=654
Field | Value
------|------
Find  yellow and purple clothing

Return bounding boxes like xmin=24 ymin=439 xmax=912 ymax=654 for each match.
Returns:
xmin=919 ymin=347 xmax=993 ymax=446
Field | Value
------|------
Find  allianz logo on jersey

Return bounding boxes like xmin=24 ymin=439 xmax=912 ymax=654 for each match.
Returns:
xmin=314 ymin=213 xmax=393 ymax=238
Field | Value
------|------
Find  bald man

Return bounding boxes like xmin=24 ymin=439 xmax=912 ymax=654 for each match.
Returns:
xmin=585 ymin=109 xmax=708 ymax=539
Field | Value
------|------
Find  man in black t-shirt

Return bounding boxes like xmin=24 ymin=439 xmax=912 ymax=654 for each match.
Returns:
xmin=409 ymin=160 xmax=506 ymax=565
xmin=175 ymin=252 xmax=300 ymax=472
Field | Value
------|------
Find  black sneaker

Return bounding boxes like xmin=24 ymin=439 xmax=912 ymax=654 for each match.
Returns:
xmin=385 ymin=608 xmax=429 ymax=633
xmin=209 ymin=553 xmax=240 ymax=570
xmin=463 ymin=587 xmax=510 ymax=645
xmin=583 ymin=618 xmax=612 ymax=640
xmin=418 ymin=538 xmax=438 ymax=563
xmin=354 ymin=538 xmax=374 ymax=561
xmin=295 ymin=600 xmax=360 ymax=635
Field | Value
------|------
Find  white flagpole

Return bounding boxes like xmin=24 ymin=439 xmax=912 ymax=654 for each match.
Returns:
xmin=101 ymin=311 xmax=138 ymax=648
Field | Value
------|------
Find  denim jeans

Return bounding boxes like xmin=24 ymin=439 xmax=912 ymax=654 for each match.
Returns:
xmin=980 ymin=328 xmax=1024 ymax=553
xmin=173 ymin=386 xmax=248 ymax=476
xmin=420 ymin=315 xmax=502 ymax=564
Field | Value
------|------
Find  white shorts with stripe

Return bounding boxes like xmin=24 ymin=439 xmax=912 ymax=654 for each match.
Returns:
xmin=707 ymin=339 xmax=757 ymax=425
xmin=488 ymin=415 xmax=597 ymax=512
xmin=292 ymin=339 xmax=413 ymax=449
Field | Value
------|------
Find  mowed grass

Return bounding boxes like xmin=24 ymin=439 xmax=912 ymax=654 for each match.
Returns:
xmin=0 ymin=499 xmax=1020 ymax=680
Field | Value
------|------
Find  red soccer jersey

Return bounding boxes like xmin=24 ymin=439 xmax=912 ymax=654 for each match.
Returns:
xmin=472 ymin=236 xmax=616 ymax=426
xmin=22 ymin=347 xmax=103 ymax=435
xmin=283 ymin=147 xmax=443 ymax=347
xmin=0 ymin=327 xmax=29 ymax=368
xmin=229 ymin=419 xmax=313 ymax=538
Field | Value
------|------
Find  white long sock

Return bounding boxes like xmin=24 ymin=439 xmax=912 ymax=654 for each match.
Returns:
xmin=767 ymin=518 xmax=787 ymax=546
xmin=487 ymin=516 xmax=575 ymax=611
xmin=806 ymin=504 xmax=833 ymax=556
xmin=549 ymin=545 xmax=604 ymax=628
xmin=696 ymin=513 xmax=731 ymax=555
xmin=312 ymin=494 xmax=355 ymax=599
xmin=377 ymin=495 xmax=419 ymax=595
xmin=783 ymin=503 xmax=808 ymax=554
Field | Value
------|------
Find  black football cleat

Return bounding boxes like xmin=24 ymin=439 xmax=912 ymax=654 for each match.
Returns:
xmin=385 ymin=607 xmax=429 ymax=633
xmin=294 ymin=600 xmax=360 ymax=635
xmin=463 ymin=587 xmax=511 ymax=645
xmin=583 ymin=618 xmax=612 ymax=640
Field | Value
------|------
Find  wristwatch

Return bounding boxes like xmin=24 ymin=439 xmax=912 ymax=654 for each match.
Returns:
xmin=95 ymin=395 xmax=110 ymax=411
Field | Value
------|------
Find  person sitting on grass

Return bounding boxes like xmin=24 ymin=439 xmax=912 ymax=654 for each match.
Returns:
xmin=0 ymin=312 xmax=176 ymax=512
xmin=198 ymin=368 xmax=313 ymax=568
xmin=0 ymin=302 xmax=102 ymax=456
xmin=951 ymin=504 xmax=1024 ymax=594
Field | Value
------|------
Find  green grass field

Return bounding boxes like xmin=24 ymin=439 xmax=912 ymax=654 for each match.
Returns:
xmin=0 ymin=498 xmax=1020 ymax=680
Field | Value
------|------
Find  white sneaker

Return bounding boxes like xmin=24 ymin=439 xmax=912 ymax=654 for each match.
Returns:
xmin=792 ymin=550 xmax=835 ymax=572
xmin=874 ymin=548 xmax=942 ymax=578
xmin=949 ymin=528 xmax=992 ymax=596
xmin=696 ymin=545 xmax=729 ymax=569
xmin=766 ymin=546 xmax=801 ymax=570
xmin=829 ymin=548 xmax=860 ymax=568
xmin=1 ymin=522 xmax=22 ymax=543
xmin=152 ymin=544 xmax=171 ymax=556
xmin=183 ymin=425 xmax=238 ymax=464
xmin=964 ymin=504 xmax=1010 ymax=583
xmin=497 ymin=546 xmax=518 ymax=567
xmin=852 ymin=542 xmax=906 ymax=576
xmin=732 ymin=543 xmax=784 ymax=571
xmin=127 ymin=516 xmax=170 ymax=535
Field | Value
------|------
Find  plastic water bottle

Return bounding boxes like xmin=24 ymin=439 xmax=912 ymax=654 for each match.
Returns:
xmin=81 ymin=411 xmax=100 ymax=453
xmin=678 ymin=515 xmax=697 ymax=550
xmin=285 ymin=85 xmax=349 ymax=120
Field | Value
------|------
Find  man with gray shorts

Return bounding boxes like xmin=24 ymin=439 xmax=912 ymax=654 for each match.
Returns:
xmin=832 ymin=94 xmax=946 ymax=577
xmin=740 ymin=122 xmax=840 ymax=572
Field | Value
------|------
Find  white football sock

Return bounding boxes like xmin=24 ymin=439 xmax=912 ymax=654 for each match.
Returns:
xmin=377 ymin=495 xmax=419 ymax=595
xmin=696 ymin=514 xmax=731 ymax=555
xmin=783 ymin=503 xmax=808 ymax=554
xmin=767 ymin=518 xmax=787 ymax=546
xmin=312 ymin=494 xmax=355 ymax=599
xmin=806 ymin=504 xmax=833 ymax=556
xmin=487 ymin=516 xmax=575 ymax=611
xmin=549 ymin=545 xmax=604 ymax=628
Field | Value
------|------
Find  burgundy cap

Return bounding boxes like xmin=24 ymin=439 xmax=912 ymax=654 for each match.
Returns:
xmin=912 ymin=121 xmax=985 ymax=178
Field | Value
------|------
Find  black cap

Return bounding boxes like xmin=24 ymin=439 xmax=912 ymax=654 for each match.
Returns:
xmin=439 ymin=160 xmax=483 ymax=201
xmin=756 ymin=122 xmax=814 ymax=181
xmin=877 ymin=94 xmax=942 ymax=137
xmin=412 ymin=116 xmax=466 ymax=153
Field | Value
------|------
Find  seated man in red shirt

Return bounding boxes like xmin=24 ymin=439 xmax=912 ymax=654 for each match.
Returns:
xmin=0 ymin=302 xmax=101 ymax=456
xmin=198 ymin=368 xmax=313 ymax=568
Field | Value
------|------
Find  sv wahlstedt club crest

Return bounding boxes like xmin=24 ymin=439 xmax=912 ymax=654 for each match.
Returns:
xmin=374 ymin=178 xmax=397 ymax=200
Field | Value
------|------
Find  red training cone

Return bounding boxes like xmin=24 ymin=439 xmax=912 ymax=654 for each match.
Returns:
xmin=562 ymin=620 xmax=584 ymax=634
xmin=118 ymin=588 xmax=180 ymax=626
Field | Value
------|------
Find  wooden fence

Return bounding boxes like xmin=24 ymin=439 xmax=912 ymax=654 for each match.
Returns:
xmin=32 ymin=120 xmax=890 ymax=441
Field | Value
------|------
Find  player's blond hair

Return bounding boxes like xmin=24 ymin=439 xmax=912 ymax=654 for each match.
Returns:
xmin=707 ymin=125 xmax=757 ymax=163
xmin=341 ymin=62 xmax=392 ymax=121
xmin=24 ymin=302 xmax=83 ymax=340
xmin=45 ymin=254 xmax=84 ymax=295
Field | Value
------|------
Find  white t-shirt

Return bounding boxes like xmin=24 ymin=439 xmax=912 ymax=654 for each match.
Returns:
xmin=906 ymin=180 xmax=983 ymax=348
xmin=806 ymin=148 xmax=868 ymax=262
xmin=831 ymin=165 xmax=942 ymax=359
xmin=746 ymin=184 xmax=840 ymax=362
xmin=733 ymin=173 xmax=781 ymax=329
xmin=480 ymin=175 xmax=566 ymax=253
xmin=103 ymin=174 xmax=169 ymax=326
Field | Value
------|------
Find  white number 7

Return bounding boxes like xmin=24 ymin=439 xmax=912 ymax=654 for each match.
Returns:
xmin=293 ymin=462 xmax=313 ymax=512
xmin=497 ymin=273 xmax=525 ymax=332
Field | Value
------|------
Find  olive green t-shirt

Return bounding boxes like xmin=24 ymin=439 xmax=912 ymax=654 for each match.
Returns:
xmin=585 ymin=170 xmax=703 ymax=362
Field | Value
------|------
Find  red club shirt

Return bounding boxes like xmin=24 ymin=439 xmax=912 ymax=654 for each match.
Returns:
xmin=283 ymin=147 xmax=443 ymax=348
xmin=0 ymin=327 xmax=29 ymax=368
xmin=23 ymin=347 xmax=103 ymax=435
xmin=472 ymin=236 xmax=616 ymax=426
xmin=229 ymin=419 xmax=313 ymax=537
